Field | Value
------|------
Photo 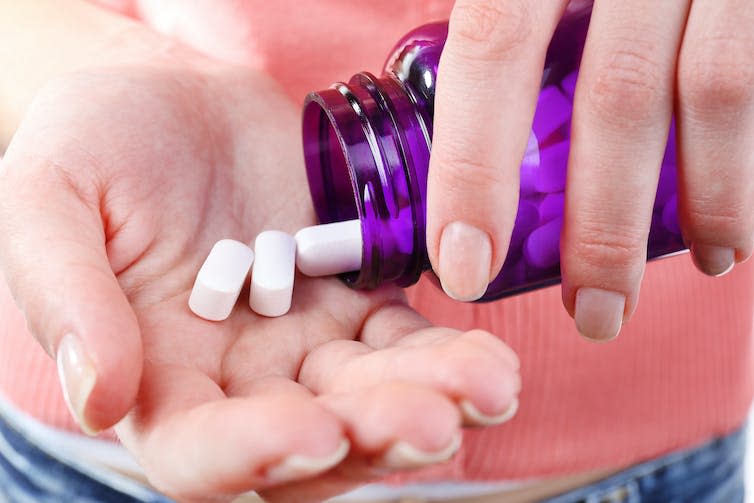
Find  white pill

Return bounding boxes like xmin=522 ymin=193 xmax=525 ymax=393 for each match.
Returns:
xmin=250 ymin=230 xmax=297 ymax=317
xmin=189 ymin=239 xmax=254 ymax=321
xmin=295 ymin=219 xmax=363 ymax=277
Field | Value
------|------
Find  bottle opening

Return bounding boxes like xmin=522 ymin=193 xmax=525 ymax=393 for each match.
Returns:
xmin=302 ymin=95 xmax=360 ymax=226
xmin=302 ymin=81 xmax=429 ymax=290
xmin=303 ymin=90 xmax=374 ymax=286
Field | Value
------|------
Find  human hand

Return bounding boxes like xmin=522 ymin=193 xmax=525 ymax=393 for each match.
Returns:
xmin=426 ymin=0 xmax=754 ymax=340
xmin=0 ymin=56 xmax=520 ymax=501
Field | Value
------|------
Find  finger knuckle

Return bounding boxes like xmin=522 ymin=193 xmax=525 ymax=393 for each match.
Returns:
xmin=436 ymin=153 xmax=508 ymax=195
xmin=465 ymin=329 xmax=520 ymax=366
xmin=586 ymin=45 xmax=668 ymax=125
xmin=684 ymin=196 xmax=752 ymax=243
xmin=450 ymin=0 xmax=533 ymax=62
xmin=30 ymin=156 xmax=101 ymax=210
xmin=680 ymin=35 xmax=754 ymax=114
xmin=568 ymin=222 xmax=646 ymax=271
xmin=51 ymin=160 xmax=99 ymax=202
xmin=443 ymin=340 xmax=503 ymax=388
xmin=0 ymin=153 xmax=98 ymax=219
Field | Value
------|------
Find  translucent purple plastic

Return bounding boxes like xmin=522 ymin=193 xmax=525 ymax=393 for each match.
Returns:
xmin=302 ymin=7 xmax=684 ymax=301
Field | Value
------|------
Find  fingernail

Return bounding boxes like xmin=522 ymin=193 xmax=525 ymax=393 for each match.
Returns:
xmin=574 ymin=288 xmax=625 ymax=342
xmin=56 ymin=334 xmax=98 ymax=435
xmin=460 ymin=398 xmax=519 ymax=427
xmin=378 ymin=432 xmax=462 ymax=470
xmin=438 ymin=222 xmax=492 ymax=301
xmin=265 ymin=439 xmax=350 ymax=484
xmin=691 ymin=244 xmax=735 ymax=277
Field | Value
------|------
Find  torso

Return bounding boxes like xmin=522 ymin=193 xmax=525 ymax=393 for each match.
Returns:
xmin=2 ymin=0 xmax=753 ymax=494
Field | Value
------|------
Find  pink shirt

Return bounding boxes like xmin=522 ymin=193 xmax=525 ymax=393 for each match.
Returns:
xmin=1 ymin=0 xmax=752 ymax=483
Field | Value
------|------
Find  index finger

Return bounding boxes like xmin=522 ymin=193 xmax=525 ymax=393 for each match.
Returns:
xmin=427 ymin=0 xmax=568 ymax=301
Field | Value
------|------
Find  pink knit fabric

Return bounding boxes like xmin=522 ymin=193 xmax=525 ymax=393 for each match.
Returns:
xmin=1 ymin=0 xmax=752 ymax=482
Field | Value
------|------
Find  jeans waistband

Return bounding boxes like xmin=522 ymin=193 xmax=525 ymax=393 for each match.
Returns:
xmin=0 ymin=404 xmax=747 ymax=502
xmin=542 ymin=425 xmax=746 ymax=503
xmin=0 ymin=406 xmax=170 ymax=503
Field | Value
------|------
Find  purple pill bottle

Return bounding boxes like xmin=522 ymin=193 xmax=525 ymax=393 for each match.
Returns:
xmin=301 ymin=6 xmax=684 ymax=301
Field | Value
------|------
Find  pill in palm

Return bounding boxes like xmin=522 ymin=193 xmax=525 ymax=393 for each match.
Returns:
xmin=295 ymin=219 xmax=363 ymax=277
xmin=188 ymin=239 xmax=254 ymax=321
xmin=250 ymin=230 xmax=297 ymax=317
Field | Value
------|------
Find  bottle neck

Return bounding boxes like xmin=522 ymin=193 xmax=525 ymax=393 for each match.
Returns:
xmin=302 ymin=72 xmax=431 ymax=289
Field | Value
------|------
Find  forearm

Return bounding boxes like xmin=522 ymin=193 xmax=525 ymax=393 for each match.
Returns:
xmin=0 ymin=0 xmax=163 ymax=145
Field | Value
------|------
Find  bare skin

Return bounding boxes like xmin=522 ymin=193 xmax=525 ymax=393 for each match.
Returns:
xmin=0 ymin=59 xmax=520 ymax=502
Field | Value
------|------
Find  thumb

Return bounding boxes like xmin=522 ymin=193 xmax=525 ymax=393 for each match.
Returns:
xmin=0 ymin=153 xmax=142 ymax=434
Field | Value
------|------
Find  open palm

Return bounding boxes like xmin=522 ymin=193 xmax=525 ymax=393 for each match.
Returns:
xmin=0 ymin=62 xmax=519 ymax=502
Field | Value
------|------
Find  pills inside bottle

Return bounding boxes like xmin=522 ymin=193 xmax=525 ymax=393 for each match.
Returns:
xmin=301 ymin=10 xmax=685 ymax=301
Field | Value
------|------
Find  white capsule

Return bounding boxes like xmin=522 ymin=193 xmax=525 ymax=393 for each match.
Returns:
xmin=295 ymin=219 xmax=363 ymax=277
xmin=250 ymin=230 xmax=297 ymax=317
xmin=189 ymin=239 xmax=254 ymax=321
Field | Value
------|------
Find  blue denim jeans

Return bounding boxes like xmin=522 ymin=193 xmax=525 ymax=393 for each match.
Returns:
xmin=0 ymin=410 xmax=170 ymax=503
xmin=0 ymin=409 xmax=746 ymax=502
xmin=541 ymin=426 xmax=746 ymax=503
